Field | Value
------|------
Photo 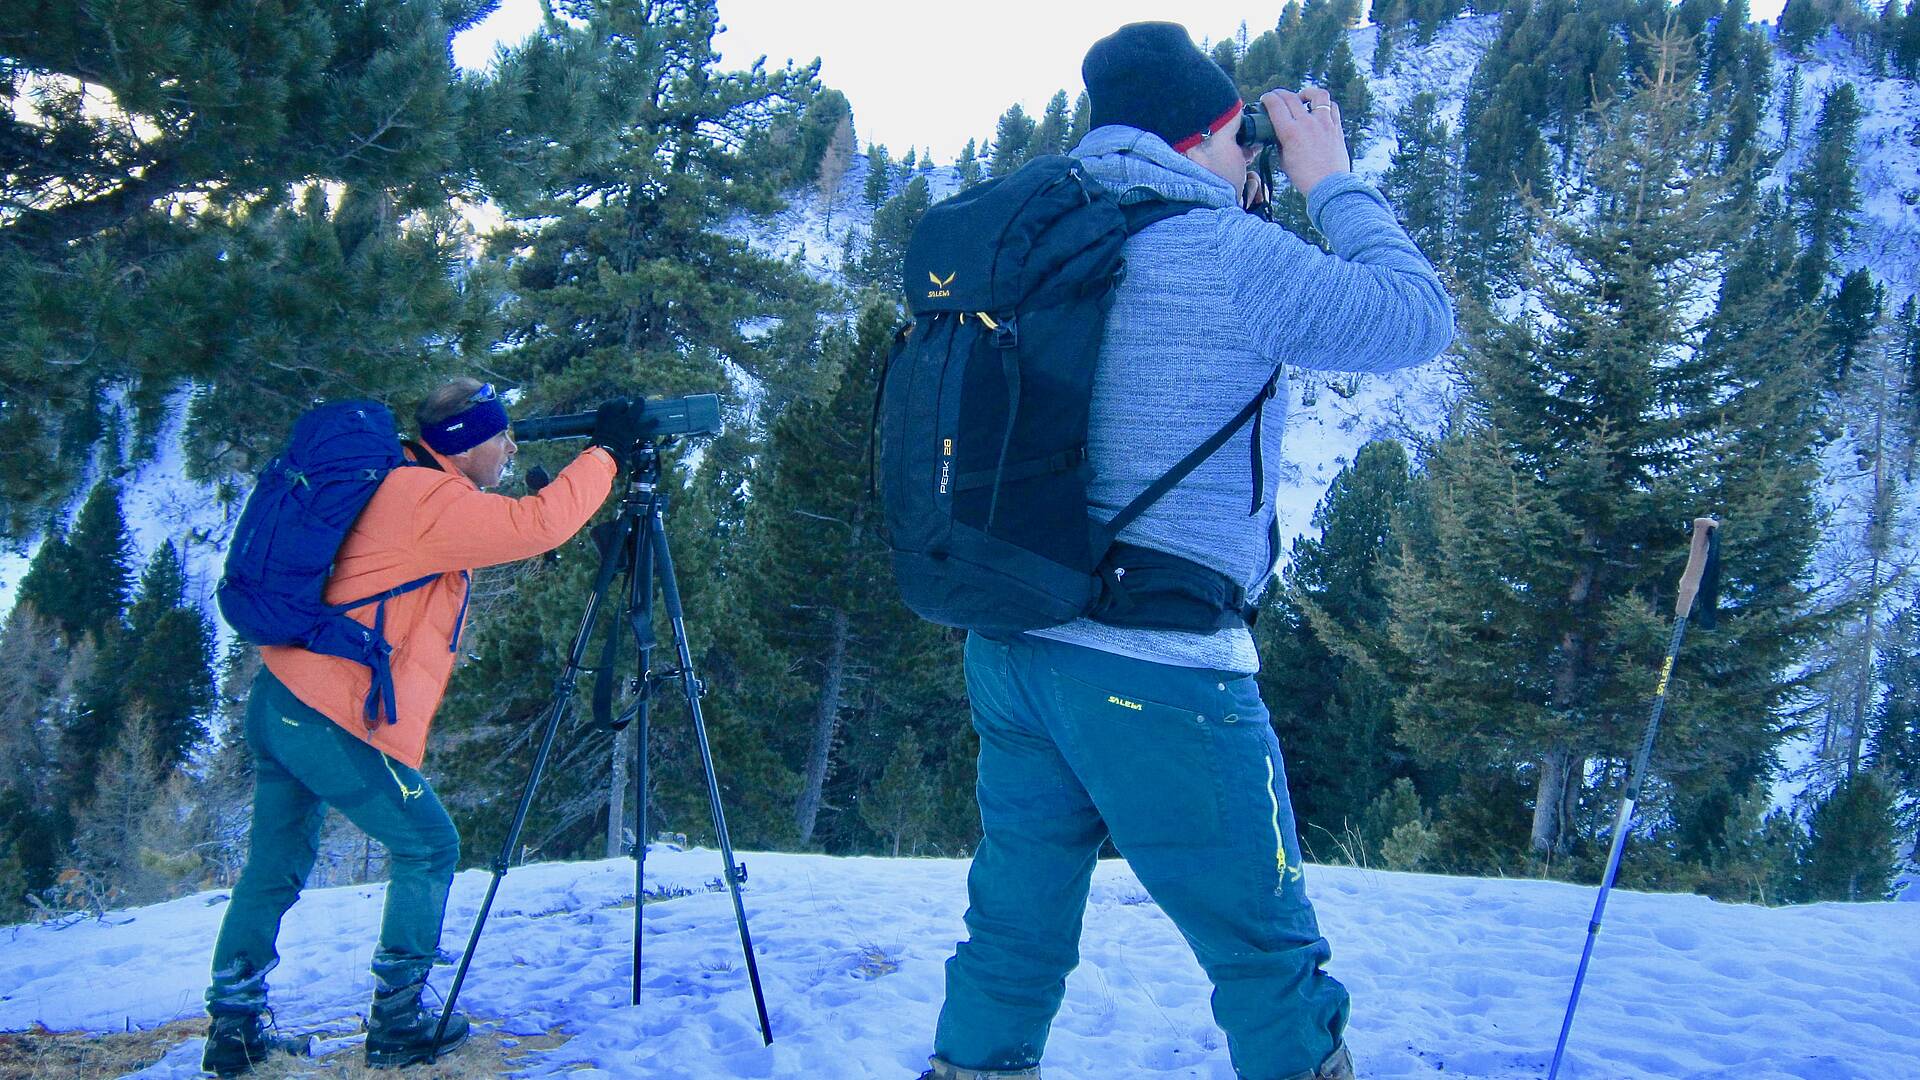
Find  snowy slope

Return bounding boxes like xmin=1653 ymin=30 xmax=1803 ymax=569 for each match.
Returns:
xmin=0 ymin=387 xmax=241 ymax=653
xmin=0 ymin=848 xmax=1914 ymax=1079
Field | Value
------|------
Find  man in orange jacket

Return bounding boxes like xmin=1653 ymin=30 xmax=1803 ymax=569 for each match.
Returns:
xmin=202 ymin=379 xmax=626 ymax=1076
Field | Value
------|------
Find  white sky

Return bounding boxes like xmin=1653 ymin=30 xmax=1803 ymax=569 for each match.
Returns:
xmin=452 ymin=0 xmax=1791 ymax=165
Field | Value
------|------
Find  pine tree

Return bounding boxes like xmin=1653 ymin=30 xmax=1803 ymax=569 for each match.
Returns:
xmin=1706 ymin=1 xmax=1776 ymax=211
xmin=0 ymin=604 xmax=69 ymax=917
xmin=67 ymin=708 xmax=165 ymax=903
xmin=1787 ymin=82 xmax=1865 ymax=304
xmin=14 ymin=528 xmax=78 ymax=643
xmin=1 ymin=0 xmax=492 ymax=536
xmin=1455 ymin=0 xmax=1563 ymax=299
xmin=1381 ymin=92 xmax=1457 ymax=268
xmin=1259 ymin=441 xmax=1422 ymax=846
xmin=433 ymin=0 xmax=833 ymax=860
xmin=1825 ymin=269 xmax=1885 ymax=384
xmin=1825 ymin=294 xmax=1916 ymax=783
xmin=1234 ymin=0 xmax=1374 ymax=162
xmin=1211 ymin=39 xmax=1242 ymax=78
xmin=1412 ymin=0 xmax=1470 ymax=45
xmin=864 ymin=144 xmax=893 ymax=208
xmin=1803 ymin=773 xmax=1898 ymax=900
xmin=956 ymin=139 xmax=984 ymax=188
xmin=67 ymin=480 xmax=134 ymax=644
xmin=801 ymin=90 xmax=857 ymax=228
xmin=1901 ymin=296 xmax=1920 ymax=474
xmin=857 ymin=177 xmax=932 ymax=290
xmin=1069 ymin=92 xmax=1093 ymax=148
xmin=1900 ymin=0 xmax=1920 ymax=74
xmin=860 ymin=729 xmax=936 ymax=856
xmin=988 ymin=104 xmax=1037 ymax=178
xmin=122 ymin=544 xmax=217 ymax=771
xmin=1779 ymin=64 xmax=1805 ymax=152
xmin=1779 ymin=0 xmax=1832 ymax=55
xmin=721 ymin=295 xmax=970 ymax=852
xmin=1372 ymin=0 xmax=1413 ymax=73
xmin=1874 ymin=0 xmax=1903 ymax=75
xmin=1030 ymin=91 xmax=1071 ymax=159
xmin=1870 ymin=600 xmax=1920 ymax=841
xmin=1700 ymin=782 xmax=1804 ymax=904
xmin=1388 ymin=25 xmax=1827 ymax=863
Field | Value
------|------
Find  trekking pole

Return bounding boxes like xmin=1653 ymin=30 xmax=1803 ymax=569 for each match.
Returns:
xmin=1548 ymin=517 xmax=1720 ymax=1080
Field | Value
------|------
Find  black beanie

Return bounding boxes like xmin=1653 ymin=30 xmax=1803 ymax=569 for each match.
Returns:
xmin=1083 ymin=22 xmax=1242 ymax=153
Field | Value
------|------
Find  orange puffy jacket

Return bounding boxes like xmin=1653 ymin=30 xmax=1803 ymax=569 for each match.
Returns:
xmin=263 ymin=443 xmax=618 ymax=769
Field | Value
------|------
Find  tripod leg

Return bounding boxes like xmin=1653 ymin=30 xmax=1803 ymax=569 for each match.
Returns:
xmin=627 ymin=519 xmax=656 ymax=1009
xmin=431 ymin=511 xmax=635 ymax=1059
xmin=648 ymin=504 xmax=774 ymax=1045
xmin=633 ymin=693 xmax=649 ymax=1006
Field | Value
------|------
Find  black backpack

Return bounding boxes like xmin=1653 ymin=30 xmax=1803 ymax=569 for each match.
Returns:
xmin=876 ymin=155 xmax=1278 ymax=638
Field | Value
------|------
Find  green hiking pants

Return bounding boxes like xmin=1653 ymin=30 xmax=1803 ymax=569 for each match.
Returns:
xmin=935 ymin=633 xmax=1350 ymax=1080
xmin=205 ymin=668 xmax=459 ymax=1016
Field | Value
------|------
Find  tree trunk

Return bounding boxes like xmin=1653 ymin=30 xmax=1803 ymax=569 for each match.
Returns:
xmin=1531 ymin=746 xmax=1574 ymax=856
xmin=1535 ymin=549 xmax=1599 ymax=857
xmin=607 ymin=725 xmax=629 ymax=858
xmin=1848 ymin=350 xmax=1892 ymax=777
xmin=794 ymin=607 xmax=850 ymax=845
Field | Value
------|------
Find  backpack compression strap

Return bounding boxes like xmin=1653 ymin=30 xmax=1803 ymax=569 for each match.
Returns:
xmin=1095 ymin=366 xmax=1282 ymax=551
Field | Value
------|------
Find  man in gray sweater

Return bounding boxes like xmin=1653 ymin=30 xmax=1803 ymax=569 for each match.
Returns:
xmin=921 ymin=21 xmax=1455 ymax=1080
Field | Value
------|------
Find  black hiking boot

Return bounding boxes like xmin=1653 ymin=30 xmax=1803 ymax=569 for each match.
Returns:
xmin=200 ymin=1012 xmax=313 ymax=1078
xmin=364 ymin=984 xmax=470 ymax=1068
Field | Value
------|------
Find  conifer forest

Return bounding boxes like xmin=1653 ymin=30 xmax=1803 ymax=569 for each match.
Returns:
xmin=3 ymin=0 xmax=1918 ymax=929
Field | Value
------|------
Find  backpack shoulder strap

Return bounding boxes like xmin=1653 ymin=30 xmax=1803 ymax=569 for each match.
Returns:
xmin=400 ymin=438 xmax=444 ymax=471
xmin=1120 ymin=198 xmax=1208 ymax=235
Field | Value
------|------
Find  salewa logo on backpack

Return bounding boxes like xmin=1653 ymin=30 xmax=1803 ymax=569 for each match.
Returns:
xmin=927 ymin=270 xmax=955 ymax=298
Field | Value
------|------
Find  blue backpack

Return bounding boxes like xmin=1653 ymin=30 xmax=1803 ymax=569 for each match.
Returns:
xmin=217 ymin=400 xmax=458 ymax=726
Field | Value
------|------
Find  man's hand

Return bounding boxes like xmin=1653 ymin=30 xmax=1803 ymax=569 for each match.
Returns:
xmin=1260 ymin=85 xmax=1351 ymax=197
xmin=590 ymin=399 xmax=646 ymax=467
xmin=1240 ymin=168 xmax=1270 ymax=213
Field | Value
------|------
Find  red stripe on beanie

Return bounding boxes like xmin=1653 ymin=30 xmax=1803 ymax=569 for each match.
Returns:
xmin=1171 ymin=100 xmax=1245 ymax=154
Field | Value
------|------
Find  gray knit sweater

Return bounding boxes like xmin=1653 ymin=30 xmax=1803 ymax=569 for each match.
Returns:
xmin=1028 ymin=125 xmax=1456 ymax=674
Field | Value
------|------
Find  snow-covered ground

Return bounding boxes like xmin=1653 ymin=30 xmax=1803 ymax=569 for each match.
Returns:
xmin=1 ymin=848 xmax=1914 ymax=1079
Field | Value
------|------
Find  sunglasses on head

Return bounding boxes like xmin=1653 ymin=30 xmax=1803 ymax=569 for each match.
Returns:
xmin=466 ymin=382 xmax=499 ymax=405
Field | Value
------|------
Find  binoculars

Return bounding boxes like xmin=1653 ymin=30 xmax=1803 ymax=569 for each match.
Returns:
xmin=1236 ymin=102 xmax=1278 ymax=148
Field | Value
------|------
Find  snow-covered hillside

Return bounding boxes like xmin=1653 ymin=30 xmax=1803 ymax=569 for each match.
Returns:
xmin=1 ymin=848 xmax=1913 ymax=1079
xmin=0 ymin=388 xmax=240 ymax=652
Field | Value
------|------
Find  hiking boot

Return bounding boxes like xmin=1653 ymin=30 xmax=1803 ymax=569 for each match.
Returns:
xmin=918 ymin=1059 xmax=1042 ymax=1079
xmin=200 ymin=1012 xmax=313 ymax=1078
xmin=1291 ymin=1044 xmax=1356 ymax=1080
xmin=364 ymin=984 xmax=470 ymax=1068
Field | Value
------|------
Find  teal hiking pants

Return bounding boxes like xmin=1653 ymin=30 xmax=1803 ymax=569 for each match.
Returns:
xmin=206 ymin=668 xmax=459 ymax=1016
xmin=935 ymin=633 xmax=1350 ymax=1079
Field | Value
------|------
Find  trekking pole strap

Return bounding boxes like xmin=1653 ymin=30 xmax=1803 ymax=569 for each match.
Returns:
xmin=1675 ymin=517 xmax=1720 ymax=621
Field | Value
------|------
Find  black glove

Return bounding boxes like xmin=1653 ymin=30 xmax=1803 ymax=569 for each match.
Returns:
xmin=590 ymin=399 xmax=646 ymax=467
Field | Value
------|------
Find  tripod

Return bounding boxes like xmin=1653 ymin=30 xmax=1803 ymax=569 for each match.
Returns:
xmin=432 ymin=440 xmax=772 ymax=1055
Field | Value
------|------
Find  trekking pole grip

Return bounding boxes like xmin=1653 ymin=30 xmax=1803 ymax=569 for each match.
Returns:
xmin=1674 ymin=517 xmax=1718 ymax=619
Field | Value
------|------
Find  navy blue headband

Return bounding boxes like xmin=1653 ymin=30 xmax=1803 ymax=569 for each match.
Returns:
xmin=422 ymin=392 xmax=510 ymax=456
